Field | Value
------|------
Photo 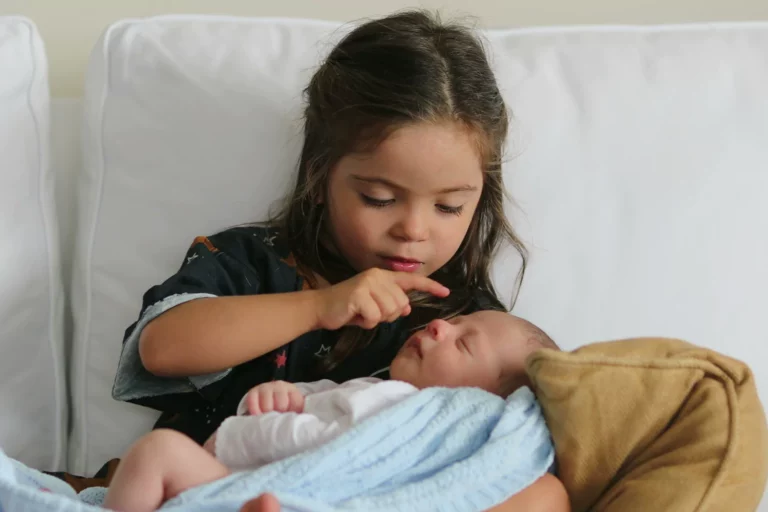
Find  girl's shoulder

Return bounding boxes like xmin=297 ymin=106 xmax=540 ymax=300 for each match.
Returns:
xmin=202 ymin=224 xmax=289 ymax=260
xmin=204 ymin=225 xmax=314 ymax=283
xmin=133 ymin=225 xmax=304 ymax=310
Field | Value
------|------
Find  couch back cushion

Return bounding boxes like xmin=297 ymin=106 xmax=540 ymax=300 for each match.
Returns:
xmin=74 ymin=19 xmax=768 ymax=502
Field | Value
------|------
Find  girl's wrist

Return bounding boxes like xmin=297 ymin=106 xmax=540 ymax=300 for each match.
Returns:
xmin=299 ymin=288 xmax=325 ymax=332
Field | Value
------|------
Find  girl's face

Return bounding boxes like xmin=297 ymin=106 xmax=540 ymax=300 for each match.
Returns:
xmin=325 ymin=122 xmax=484 ymax=277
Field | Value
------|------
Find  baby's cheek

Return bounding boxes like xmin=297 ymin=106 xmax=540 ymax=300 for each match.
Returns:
xmin=426 ymin=357 xmax=463 ymax=387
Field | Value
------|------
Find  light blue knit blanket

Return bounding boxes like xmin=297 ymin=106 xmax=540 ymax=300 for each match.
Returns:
xmin=0 ymin=386 xmax=553 ymax=512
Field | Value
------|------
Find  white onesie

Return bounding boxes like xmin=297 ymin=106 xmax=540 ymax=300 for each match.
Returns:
xmin=214 ymin=378 xmax=418 ymax=471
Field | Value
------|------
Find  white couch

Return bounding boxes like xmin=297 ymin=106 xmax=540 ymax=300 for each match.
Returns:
xmin=1 ymin=14 xmax=767 ymax=508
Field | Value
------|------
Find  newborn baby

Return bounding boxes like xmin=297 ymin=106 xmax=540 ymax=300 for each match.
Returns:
xmin=104 ymin=311 xmax=562 ymax=512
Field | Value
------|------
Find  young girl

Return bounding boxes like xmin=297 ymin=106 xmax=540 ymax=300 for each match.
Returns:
xmin=110 ymin=9 xmax=565 ymax=511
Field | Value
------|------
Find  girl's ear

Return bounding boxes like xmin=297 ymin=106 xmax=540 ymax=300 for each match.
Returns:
xmin=316 ymin=183 xmax=327 ymax=205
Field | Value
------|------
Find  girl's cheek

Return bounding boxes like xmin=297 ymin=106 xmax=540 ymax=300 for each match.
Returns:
xmin=348 ymin=212 xmax=375 ymax=235
xmin=433 ymin=224 xmax=466 ymax=256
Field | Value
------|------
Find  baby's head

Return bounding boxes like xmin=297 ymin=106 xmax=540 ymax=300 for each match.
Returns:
xmin=390 ymin=311 xmax=558 ymax=396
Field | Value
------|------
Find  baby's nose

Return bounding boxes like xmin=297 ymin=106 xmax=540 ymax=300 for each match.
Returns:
xmin=426 ymin=319 xmax=453 ymax=342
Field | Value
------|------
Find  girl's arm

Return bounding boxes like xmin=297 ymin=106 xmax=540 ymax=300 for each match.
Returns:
xmin=486 ymin=474 xmax=570 ymax=512
xmin=140 ymin=291 xmax=321 ymax=377
xmin=140 ymin=269 xmax=448 ymax=377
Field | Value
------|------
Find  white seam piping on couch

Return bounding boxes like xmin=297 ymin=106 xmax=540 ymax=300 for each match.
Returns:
xmin=20 ymin=15 xmax=67 ymax=473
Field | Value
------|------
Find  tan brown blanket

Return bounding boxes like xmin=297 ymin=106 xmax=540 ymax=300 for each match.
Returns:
xmin=527 ymin=337 xmax=768 ymax=512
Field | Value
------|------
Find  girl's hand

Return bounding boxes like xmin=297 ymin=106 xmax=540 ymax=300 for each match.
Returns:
xmin=244 ymin=381 xmax=305 ymax=415
xmin=315 ymin=268 xmax=450 ymax=330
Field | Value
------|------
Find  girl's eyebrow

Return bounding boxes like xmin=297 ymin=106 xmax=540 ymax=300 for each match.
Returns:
xmin=351 ymin=175 xmax=478 ymax=194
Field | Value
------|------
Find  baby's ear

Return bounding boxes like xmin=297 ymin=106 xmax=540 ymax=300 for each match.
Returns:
xmin=499 ymin=370 xmax=531 ymax=397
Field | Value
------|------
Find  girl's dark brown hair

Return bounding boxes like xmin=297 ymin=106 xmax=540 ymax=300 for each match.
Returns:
xmin=272 ymin=10 xmax=527 ymax=371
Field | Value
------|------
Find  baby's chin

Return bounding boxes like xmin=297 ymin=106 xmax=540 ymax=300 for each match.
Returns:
xmin=388 ymin=355 xmax=411 ymax=382
xmin=389 ymin=357 xmax=403 ymax=377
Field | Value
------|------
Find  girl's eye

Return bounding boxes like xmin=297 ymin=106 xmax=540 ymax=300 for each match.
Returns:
xmin=458 ymin=338 xmax=470 ymax=353
xmin=361 ymin=194 xmax=395 ymax=208
xmin=437 ymin=204 xmax=464 ymax=216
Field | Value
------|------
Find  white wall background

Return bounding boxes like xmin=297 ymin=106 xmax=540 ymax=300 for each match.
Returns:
xmin=2 ymin=0 xmax=768 ymax=96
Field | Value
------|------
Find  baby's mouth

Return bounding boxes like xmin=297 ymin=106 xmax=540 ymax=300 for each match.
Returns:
xmin=405 ymin=336 xmax=424 ymax=359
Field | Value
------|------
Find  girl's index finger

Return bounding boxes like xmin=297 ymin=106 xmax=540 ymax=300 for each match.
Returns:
xmin=394 ymin=273 xmax=450 ymax=297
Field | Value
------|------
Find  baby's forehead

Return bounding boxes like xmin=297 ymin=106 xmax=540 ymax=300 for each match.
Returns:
xmin=457 ymin=311 xmax=546 ymax=362
xmin=454 ymin=311 xmax=523 ymax=336
xmin=456 ymin=310 xmax=516 ymax=325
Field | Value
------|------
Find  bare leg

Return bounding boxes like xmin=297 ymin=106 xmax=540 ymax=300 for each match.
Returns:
xmin=104 ymin=429 xmax=230 ymax=512
xmin=240 ymin=493 xmax=281 ymax=512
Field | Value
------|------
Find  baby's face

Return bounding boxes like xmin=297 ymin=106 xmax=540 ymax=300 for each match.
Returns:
xmin=390 ymin=310 xmax=534 ymax=395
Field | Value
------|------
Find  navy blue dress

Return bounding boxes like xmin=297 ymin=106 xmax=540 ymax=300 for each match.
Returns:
xmin=112 ymin=226 xmax=494 ymax=444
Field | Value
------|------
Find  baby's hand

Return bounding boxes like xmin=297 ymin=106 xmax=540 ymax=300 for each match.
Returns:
xmin=244 ymin=380 xmax=305 ymax=415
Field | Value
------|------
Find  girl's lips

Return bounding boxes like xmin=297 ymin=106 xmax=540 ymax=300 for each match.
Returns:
xmin=381 ymin=256 xmax=422 ymax=273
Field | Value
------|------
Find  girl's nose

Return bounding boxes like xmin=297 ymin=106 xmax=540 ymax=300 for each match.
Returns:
xmin=393 ymin=207 xmax=428 ymax=242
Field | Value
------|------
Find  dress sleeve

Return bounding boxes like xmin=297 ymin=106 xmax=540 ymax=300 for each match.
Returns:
xmin=112 ymin=228 xmax=279 ymax=406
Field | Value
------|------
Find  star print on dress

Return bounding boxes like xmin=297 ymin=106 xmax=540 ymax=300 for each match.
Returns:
xmin=275 ymin=350 xmax=287 ymax=368
xmin=186 ymin=253 xmax=199 ymax=264
xmin=263 ymin=234 xmax=276 ymax=246
xmin=314 ymin=344 xmax=332 ymax=358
